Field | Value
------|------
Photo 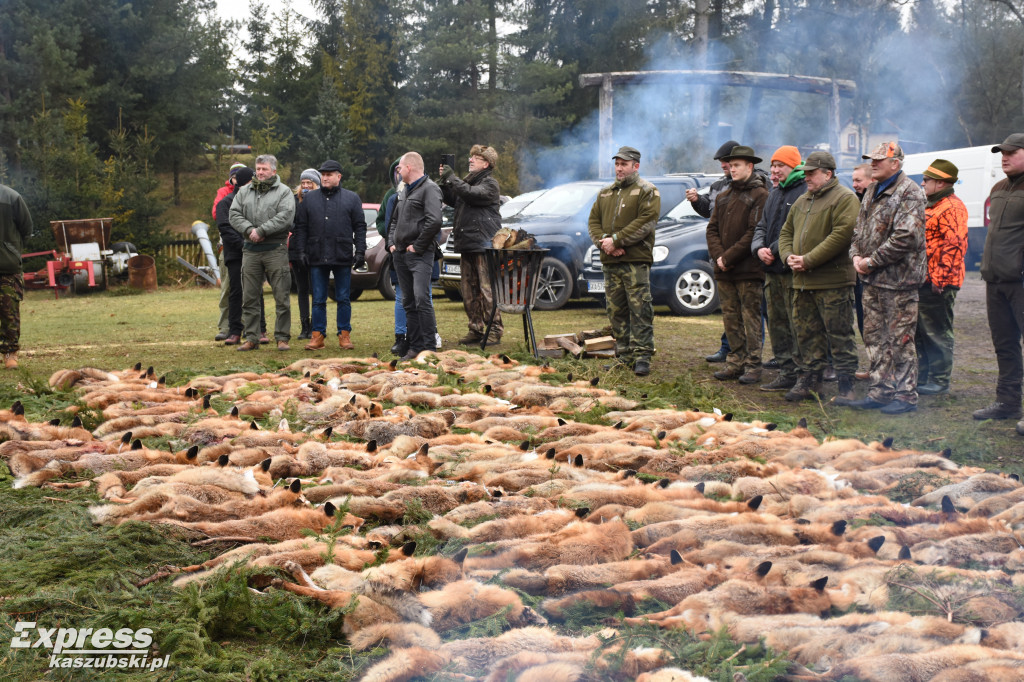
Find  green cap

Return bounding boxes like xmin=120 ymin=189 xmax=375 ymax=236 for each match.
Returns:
xmin=796 ymin=151 xmax=837 ymax=172
xmin=922 ymin=159 xmax=958 ymax=184
xmin=612 ymin=146 xmax=641 ymax=162
xmin=992 ymin=133 xmax=1024 ymax=153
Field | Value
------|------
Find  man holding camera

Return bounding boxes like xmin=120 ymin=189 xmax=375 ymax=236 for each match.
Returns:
xmin=439 ymin=145 xmax=503 ymax=345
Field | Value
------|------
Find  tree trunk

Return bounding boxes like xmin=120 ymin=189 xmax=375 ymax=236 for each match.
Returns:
xmin=488 ymin=0 xmax=497 ymax=92
xmin=173 ymin=156 xmax=181 ymax=207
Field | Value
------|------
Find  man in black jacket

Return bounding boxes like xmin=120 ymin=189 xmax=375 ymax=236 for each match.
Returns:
xmin=215 ymin=168 xmax=266 ymax=346
xmin=751 ymin=146 xmax=806 ymax=391
xmin=292 ymin=159 xmax=366 ymax=351
xmin=388 ymin=152 xmax=443 ymax=360
xmin=439 ymin=145 xmax=503 ymax=345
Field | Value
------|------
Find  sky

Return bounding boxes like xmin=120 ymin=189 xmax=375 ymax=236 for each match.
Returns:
xmin=215 ymin=0 xmax=317 ymax=34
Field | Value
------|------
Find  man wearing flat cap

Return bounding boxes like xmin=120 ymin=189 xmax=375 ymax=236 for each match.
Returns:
xmin=705 ymin=145 xmax=769 ymax=383
xmin=974 ymin=133 xmax=1024 ymax=427
xmin=778 ymin=151 xmax=860 ymax=403
xmin=848 ymin=141 xmax=927 ymax=414
xmin=291 ymin=159 xmax=367 ymax=351
xmin=915 ymin=159 xmax=967 ymax=397
xmin=588 ymin=145 xmax=661 ymax=376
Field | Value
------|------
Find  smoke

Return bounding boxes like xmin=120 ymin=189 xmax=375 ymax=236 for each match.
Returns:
xmin=518 ymin=3 xmax=969 ymax=190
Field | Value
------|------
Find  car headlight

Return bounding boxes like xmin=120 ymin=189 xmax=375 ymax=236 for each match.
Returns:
xmin=653 ymin=245 xmax=670 ymax=263
xmin=365 ymin=233 xmax=382 ymax=250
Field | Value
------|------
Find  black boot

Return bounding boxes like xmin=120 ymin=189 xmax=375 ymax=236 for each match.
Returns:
xmin=391 ymin=333 xmax=409 ymax=357
xmin=833 ymin=374 xmax=857 ymax=406
xmin=298 ymin=317 xmax=312 ymax=340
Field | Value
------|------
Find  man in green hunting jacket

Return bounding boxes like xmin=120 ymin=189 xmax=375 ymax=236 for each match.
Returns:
xmin=587 ymin=145 xmax=661 ymax=377
xmin=0 ymin=181 xmax=32 ymax=369
xmin=778 ymin=151 xmax=860 ymax=403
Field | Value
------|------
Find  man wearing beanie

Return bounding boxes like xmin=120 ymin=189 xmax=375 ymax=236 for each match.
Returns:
xmin=690 ymin=139 xmax=738 ymax=364
xmin=751 ymin=145 xmax=806 ymax=392
xmin=292 ymin=159 xmax=366 ymax=352
xmin=439 ymin=145 xmax=504 ymax=346
xmin=588 ymin=145 xmax=660 ymax=376
xmin=229 ymin=154 xmax=296 ymax=351
xmin=848 ymin=141 xmax=927 ymax=414
xmin=706 ymin=145 xmax=769 ymax=383
xmin=974 ymin=133 xmax=1024 ymax=427
xmin=915 ymin=159 xmax=967 ymax=397
xmin=778 ymin=151 xmax=860 ymax=403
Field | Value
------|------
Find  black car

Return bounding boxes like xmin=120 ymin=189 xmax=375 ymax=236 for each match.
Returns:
xmin=440 ymin=175 xmax=720 ymax=310
xmin=581 ymin=192 xmax=719 ymax=316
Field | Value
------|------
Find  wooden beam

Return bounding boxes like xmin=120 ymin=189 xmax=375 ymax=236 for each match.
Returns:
xmin=579 ymin=70 xmax=856 ymax=98
xmin=599 ymin=75 xmax=614 ymax=178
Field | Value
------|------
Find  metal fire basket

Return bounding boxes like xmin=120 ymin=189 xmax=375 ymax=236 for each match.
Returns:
xmin=482 ymin=248 xmax=548 ymax=357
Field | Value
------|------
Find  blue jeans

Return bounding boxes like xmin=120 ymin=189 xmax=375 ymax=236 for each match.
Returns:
xmin=310 ymin=264 xmax=352 ymax=334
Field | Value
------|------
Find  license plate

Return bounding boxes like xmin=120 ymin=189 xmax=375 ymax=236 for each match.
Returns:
xmin=588 ymin=280 xmax=605 ymax=293
xmin=444 ymin=263 xmax=461 ymax=275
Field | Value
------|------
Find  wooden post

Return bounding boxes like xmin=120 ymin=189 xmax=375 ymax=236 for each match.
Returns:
xmin=599 ymin=75 xmax=614 ymax=179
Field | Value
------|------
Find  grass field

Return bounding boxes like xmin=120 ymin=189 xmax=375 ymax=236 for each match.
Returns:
xmin=0 ymin=281 xmax=1020 ymax=680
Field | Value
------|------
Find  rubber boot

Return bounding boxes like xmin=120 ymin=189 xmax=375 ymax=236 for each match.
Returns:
xmin=298 ymin=317 xmax=312 ymax=340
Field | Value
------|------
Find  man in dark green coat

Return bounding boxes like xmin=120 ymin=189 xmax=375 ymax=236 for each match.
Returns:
xmin=778 ymin=151 xmax=860 ymax=402
xmin=587 ymin=146 xmax=661 ymax=376
xmin=0 ymin=182 xmax=32 ymax=369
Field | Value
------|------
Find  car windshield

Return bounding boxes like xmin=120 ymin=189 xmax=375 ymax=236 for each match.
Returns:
xmin=500 ymin=189 xmax=547 ymax=219
xmin=660 ymin=190 xmax=708 ymax=222
xmin=516 ymin=184 xmax=599 ymax=218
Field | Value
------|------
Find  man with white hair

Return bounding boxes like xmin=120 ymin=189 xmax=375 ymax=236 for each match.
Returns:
xmin=229 ymin=154 xmax=296 ymax=351
xmin=847 ymin=141 xmax=927 ymax=414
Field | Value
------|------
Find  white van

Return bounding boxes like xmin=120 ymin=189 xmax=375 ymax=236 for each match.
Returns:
xmin=902 ymin=145 xmax=1003 ymax=269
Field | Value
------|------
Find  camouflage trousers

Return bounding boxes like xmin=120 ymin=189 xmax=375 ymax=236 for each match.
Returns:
xmin=790 ymin=286 xmax=858 ymax=374
xmin=604 ymin=262 xmax=654 ymax=363
xmin=764 ymin=271 xmax=799 ymax=379
xmin=460 ymin=252 xmax=502 ymax=337
xmin=915 ymin=284 xmax=957 ymax=388
xmin=862 ymin=284 xmax=918 ymax=404
xmin=0 ymin=272 xmax=24 ymax=354
xmin=718 ymin=278 xmax=763 ymax=373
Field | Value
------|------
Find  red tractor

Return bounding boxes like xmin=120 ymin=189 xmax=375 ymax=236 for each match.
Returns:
xmin=24 ymin=218 xmax=138 ymax=298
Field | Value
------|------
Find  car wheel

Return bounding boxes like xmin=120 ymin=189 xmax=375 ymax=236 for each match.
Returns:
xmin=349 ymin=288 xmax=363 ymax=301
xmin=377 ymin=258 xmax=396 ymax=300
xmin=667 ymin=261 xmax=719 ymax=316
xmin=444 ymin=284 xmax=463 ymax=301
xmin=532 ymin=257 xmax=573 ymax=311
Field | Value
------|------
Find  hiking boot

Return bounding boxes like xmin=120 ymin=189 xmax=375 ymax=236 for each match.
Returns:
xmin=832 ymin=374 xmax=857 ymax=406
xmin=762 ymin=357 xmax=780 ymax=370
xmin=305 ymin=332 xmax=326 ymax=351
xmin=633 ymin=359 xmax=650 ymax=377
xmin=401 ymin=349 xmax=420 ymax=362
xmin=483 ymin=331 xmax=502 ymax=346
xmin=823 ymin=365 xmax=837 ymax=382
xmin=223 ymin=335 xmax=241 ymax=346
xmin=458 ymin=331 xmax=484 ymax=345
xmin=880 ymin=399 xmax=916 ymax=415
xmin=298 ymin=317 xmax=312 ymax=340
xmin=435 ymin=332 xmax=443 ymax=351
xmin=259 ymin=334 xmax=270 ymax=344
xmin=760 ymin=375 xmax=797 ymax=392
xmin=391 ymin=334 xmax=409 ymax=357
xmin=277 ymin=340 xmax=290 ymax=351
xmin=785 ymin=372 xmax=822 ymax=402
xmin=215 ymin=331 xmax=229 ymax=341
xmin=973 ymin=402 xmax=1023 ymax=420
xmin=705 ymin=348 xmax=728 ymax=363
xmin=4 ymin=352 xmax=17 ymax=369
xmin=713 ymin=367 xmax=742 ymax=381
xmin=339 ymin=330 xmax=354 ymax=350
xmin=738 ymin=368 xmax=762 ymax=384
xmin=236 ymin=341 xmax=259 ymax=352
xmin=917 ymin=382 xmax=949 ymax=395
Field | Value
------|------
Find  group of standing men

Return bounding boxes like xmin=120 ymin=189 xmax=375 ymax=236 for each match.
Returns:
xmin=213 ymin=147 xmax=505 ymax=361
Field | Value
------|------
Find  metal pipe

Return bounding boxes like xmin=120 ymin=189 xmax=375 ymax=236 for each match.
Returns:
xmin=191 ymin=221 xmax=221 ymax=285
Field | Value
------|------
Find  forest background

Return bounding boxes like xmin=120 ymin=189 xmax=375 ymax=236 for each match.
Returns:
xmin=2 ymin=0 xmax=1024 ymax=256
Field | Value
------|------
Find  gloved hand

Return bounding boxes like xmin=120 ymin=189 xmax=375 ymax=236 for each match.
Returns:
xmin=299 ymin=253 xmax=309 ymax=267
xmin=439 ymin=165 xmax=455 ymax=183
xmin=353 ymin=253 xmax=366 ymax=270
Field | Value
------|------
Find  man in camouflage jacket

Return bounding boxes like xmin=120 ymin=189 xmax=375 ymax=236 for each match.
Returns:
xmin=849 ymin=142 xmax=927 ymax=414
xmin=0 ymin=181 xmax=33 ymax=369
xmin=587 ymin=146 xmax=661 ymax=376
